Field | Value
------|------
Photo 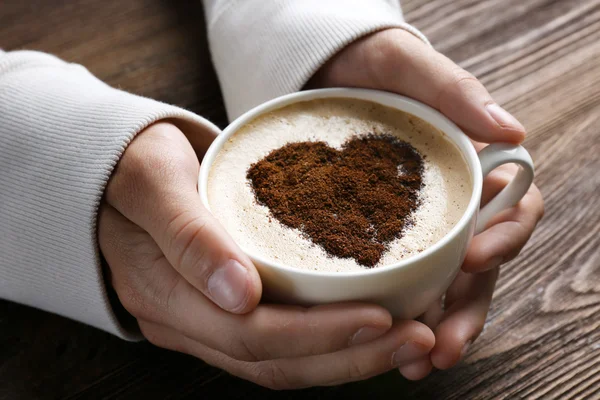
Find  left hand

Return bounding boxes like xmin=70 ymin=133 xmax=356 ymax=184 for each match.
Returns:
xmin=308 ymin=28 xmax=544 ymax=380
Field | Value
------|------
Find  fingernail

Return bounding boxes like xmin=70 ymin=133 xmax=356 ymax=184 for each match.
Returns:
xmin=461 ymin=340 xmax=472 ymax=360
xmin=349 ymin=326 xmax=387 ymax=347
xmin=207 ymin=260 xmax=250 ymax=312
xmin=485 ymin=256 xmax=504 ymax=271
xmin=486 ymin=104 xmax=525 ymax=132
xmin=391 ymin=341 xmax=430 ymax=367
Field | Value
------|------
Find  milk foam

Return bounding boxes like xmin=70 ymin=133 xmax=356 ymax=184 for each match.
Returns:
xmin=208 ymin=98 xmax=472 ymax=272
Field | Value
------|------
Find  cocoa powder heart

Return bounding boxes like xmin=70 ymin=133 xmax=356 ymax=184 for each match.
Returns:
xmin=247 ymin=134 xmax=424 ymax=267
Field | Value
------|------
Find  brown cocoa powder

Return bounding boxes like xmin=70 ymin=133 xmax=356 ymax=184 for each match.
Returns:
xmin=246 ymin=134 xmax=424 ymax=267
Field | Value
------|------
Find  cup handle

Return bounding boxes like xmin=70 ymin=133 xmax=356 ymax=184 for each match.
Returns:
xmin=475 ymin=143 xmax=535 ymax=234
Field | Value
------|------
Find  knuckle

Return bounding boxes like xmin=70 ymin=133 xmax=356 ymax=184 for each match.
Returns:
xmin=248 ymin=307 xmax=315 ymax=356
xmin=437 ymin=68 xmax=481 ymax=110
xmin=163 ymin=278 xmax=181 ymax=317
xmin=253 ymin=362 xmax=294 ymax=390
xmin=255 ymin=306 xmax=311 ymax=335
xmin=538 ymin=202 xmax=546 ymax=220
xmin=521 ymin=185 xmax=545 ymax=222
xmin=139 ymin=324 xmax=164 ymax=348
xmin=116 ymin=281 xmax=147 ymax=318
xmin=115 ymin=277 xmax=165 ymax=322
xmin=533 ymin=187 xmax=545 ymax=220
xmin=124 ymin=125 xmax=191 ymax=178
xmin=141 ymin=272 xmax=182 ymax=322
xmin=139 ymin=323 xmax=187 ymax=354
xmin=249 ymin=307 xmax=289 ymax=336
xmin=110 ymin=256 xmax=177 ymax=322
xmin=110 ymin=232 xmax=160 ymax=271
xmin=347 ymin=358 xmax=368 ymax=381
xmin=449 ymin=69 xmax=479 ymax=90
xmin=108 ymin=128 xmax=196 ymax=212
xmin=472 ymin=325 xmax=485 ymax=341
xmin=512 ymin=218 xmax=531 ymax=239
xmin=365 ymin=32 xmax=404 ymax=84
xmin=166 ymin=212 xmax=212 ymax=279
xmin=226 ymin=334 xmax=264 ymax=362
xmin=109 ymin=145 xmax=160 ymax=210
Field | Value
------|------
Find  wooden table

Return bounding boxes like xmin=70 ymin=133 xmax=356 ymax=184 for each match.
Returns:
xmin=2 ymin=0 xmax=599 ymax=398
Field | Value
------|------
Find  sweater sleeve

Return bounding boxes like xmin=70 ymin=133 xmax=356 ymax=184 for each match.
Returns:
xmin=201 ymin=0 xmax=429 ymax=120
xmin=0 ymin=50 xmax=221 ymax=340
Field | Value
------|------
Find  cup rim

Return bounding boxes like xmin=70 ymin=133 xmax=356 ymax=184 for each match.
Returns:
xmin=199 ymin=88 xmax=483 ymax=278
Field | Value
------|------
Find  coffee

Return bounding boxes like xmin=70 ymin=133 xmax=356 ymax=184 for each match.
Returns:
xmin=208 ymin=98 xmax=472 ymax=272
xmin=246 ymin=135 xmax=425 ymax=267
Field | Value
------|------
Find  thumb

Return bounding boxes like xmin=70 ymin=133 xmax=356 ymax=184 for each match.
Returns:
xmin=381 ymin=29 xmax=526 ymax=143
xmin=312 ymin=28 xmax=526 ymax=144
xmin=161 ymin=193 xmax=263 ymax=314
xmin=105 ymin=122 xmax=262 ymax=313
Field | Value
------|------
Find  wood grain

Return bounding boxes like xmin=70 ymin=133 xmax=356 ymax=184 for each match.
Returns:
xmin=1 ymin=0 xmax=599 ymax=398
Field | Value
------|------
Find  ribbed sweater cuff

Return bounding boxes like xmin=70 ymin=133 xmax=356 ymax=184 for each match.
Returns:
xmin=0 ymin=51 xmax=220 ymax=340
xmin=205 ymin=0 xmax=429 ymax=119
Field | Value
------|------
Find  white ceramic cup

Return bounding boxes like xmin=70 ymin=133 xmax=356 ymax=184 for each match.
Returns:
xmin=198 ymin=88 xmax=535 ymax=319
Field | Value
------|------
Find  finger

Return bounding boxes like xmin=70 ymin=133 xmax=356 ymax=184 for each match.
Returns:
xmin=444 ymin=270 xmax=472 ymax=309
xmin=480 ymin=163 xmax=521 ymax=206
xmin=419 ymin=297 xmax=444 ymax=330
xmin=155 ymin=276 xmax=394 ymax=360
xmin=462 ymin=184 xmax=543 ymax=273
xmin=398 ymin=357 xmax=434 ymax=381
xmin=140 ymin=319 xmax=434 ymax=390
xmin=409 ymin=298 xmax=447 ymax=380
xmin=376 ymin=29 xmax=526 ymax=143
xmin=430 ymin=268 xmax=498 ymax=370
xmin=105 ymin=122 xmax=262 ymax=313
xmin=255 ymin=320 xmax=434 ymax=388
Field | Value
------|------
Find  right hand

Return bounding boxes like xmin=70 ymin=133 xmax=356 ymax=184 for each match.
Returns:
xmin=309 ymin=28 xmax=544 ymax=380
xmin=98 ymin=121 xmax=435 ymax=389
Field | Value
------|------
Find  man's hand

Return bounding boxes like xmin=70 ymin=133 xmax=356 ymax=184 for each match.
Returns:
xmin=98 ymin=121 xmax=435 ymax=389
xmin=309 ymin=28 xmax=544 ymax=380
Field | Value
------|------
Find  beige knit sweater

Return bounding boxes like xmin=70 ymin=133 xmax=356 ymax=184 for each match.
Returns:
xmin=0 ymin=0 xmax=426 ymax=339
